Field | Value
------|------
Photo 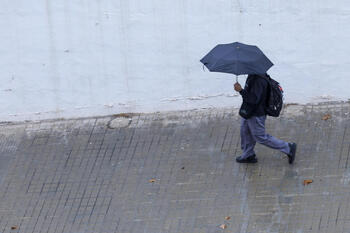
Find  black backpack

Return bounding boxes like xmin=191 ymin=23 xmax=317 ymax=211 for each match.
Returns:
xmin=263 ymin=75 xmax=284 ymax=117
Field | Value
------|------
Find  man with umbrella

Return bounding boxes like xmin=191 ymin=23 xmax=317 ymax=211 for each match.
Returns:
xmin=201 ymin=42 xmax=297 ymax=164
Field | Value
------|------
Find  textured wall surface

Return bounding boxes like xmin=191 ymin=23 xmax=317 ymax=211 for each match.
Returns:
xmin=1 ymin=1 xmax=350 ymax=121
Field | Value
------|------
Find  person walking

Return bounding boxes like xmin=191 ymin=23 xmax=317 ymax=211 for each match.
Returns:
xmin=233 ymin=74 xmax=297 ymax=164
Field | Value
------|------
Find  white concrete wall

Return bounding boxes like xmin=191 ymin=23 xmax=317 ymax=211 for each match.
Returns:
xmin=1 ymin=1 xmax=350 ymax=122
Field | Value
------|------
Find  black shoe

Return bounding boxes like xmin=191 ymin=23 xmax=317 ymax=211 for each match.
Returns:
xmin=236 ymin=154 xmax=258 ymax=163
xmin=287 ymin=143 xmax=297 ymax=164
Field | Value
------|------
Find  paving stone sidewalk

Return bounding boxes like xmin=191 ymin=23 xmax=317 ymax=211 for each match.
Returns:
xmin=0 ymin=102 xmax=350 ymax=233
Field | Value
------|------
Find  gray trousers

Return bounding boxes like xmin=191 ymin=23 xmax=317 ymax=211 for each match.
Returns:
xmin=240 ymin=115 xmax=290 ymax=158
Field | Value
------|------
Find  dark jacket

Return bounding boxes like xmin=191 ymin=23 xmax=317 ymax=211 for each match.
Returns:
xmin=239 ymin=74 xmax=269 ymax=118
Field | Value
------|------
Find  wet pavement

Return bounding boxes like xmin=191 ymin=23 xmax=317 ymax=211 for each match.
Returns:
xmin=0 ymin=102 xmax=350 ymax=233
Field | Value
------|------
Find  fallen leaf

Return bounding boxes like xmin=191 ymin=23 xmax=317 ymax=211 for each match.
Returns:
xmin=11 ymin=226 xmax=18 ymax=230
xmin=149 ymin=179 xmax=156 ymax=183
xmin=219 ymin=224 xmax=227 ymax=229
xmin=322 ymin=114 xmax=331 ymax=120
xmin=113 ymin=113 xmax=133 ymax=118
xmin=303 ymin=179 xmax=313 ymax=185
xmin=181 ymin=167 xmax=185 ymax=170
xmin=225 ymin=216 xmax=231 ymax=220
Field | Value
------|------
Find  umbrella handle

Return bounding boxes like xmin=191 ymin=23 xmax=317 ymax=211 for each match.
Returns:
xmin=236 ymin=75 xmax=238 ymax=83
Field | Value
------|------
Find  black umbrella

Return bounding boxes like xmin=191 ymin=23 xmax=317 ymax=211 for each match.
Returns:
xmin=200 ymin=42 xmax=273 ymax=81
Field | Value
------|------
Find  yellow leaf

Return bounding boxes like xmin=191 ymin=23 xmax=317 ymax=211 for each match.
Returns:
xmin=225 ymin=216 xmax=231 ymax=220
xmin=149 ymin=179 xmax=156 ymax=183
xmin=219 ymin=224 xmax=227 ymax=229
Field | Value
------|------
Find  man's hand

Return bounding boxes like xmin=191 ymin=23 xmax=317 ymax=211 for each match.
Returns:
xmin=234 ymin=82 xmax=243 ymax=92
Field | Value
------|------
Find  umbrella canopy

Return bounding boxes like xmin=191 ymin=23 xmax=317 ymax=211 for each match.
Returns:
xmin=200 ymin=42 xmax=273 ymax=76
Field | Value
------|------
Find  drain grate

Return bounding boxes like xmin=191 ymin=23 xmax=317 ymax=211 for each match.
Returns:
xmin=107 ymin=116 xmax=132 ymax=129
